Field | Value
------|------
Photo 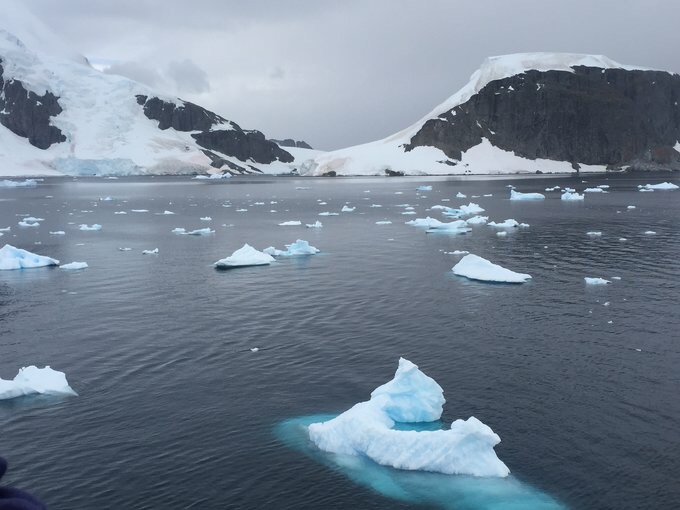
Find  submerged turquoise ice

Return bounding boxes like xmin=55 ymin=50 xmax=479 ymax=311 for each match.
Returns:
xmin=276 ymin=415 xmax=565 ymax=510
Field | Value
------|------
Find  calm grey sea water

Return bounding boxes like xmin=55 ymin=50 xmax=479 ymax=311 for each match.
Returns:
xmin=1 ymin=174 xmax=679 ymax=510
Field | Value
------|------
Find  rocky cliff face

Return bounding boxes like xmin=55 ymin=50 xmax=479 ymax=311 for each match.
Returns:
xmin=0 ymin=59 xmax=66 ymax=149
xmin=405 ymin=66 xmax=680 ymax=171
xmin=272 ymin=138 xmax=313 ymax=150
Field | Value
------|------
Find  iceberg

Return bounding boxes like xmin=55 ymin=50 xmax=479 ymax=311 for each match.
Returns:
xmin=319 ymin=211 xmax=339 ymax=216
xmin=306 ymin=221 xmax=323 ymax=228
xmin=465 ymin=215 xmax=488 ymax=225
xmin=0 ymin=244 xmax=59 ymax=270
xmin=60 ymin=261 xmax=88 ymax=270
xmin=18 ymin=220 xmax=40 ymax=227
xmin=130 ymin=209 xmax=149 ymax=213
xmin=583 ymin=187 xmax=605 ymax=193
xmin=263 ymin=239 xmax=320 ymax=257
xmin=584 ymin=277 xmax=610 ymax=285
xmin=487 ymin=219 xmax=528 ymax=228
xmin=375 ymin=220 xmax=392 ymax=225
xmin=456 ymin=192 xmax=467 ymax=198
xmin=142 ymin=248 xmax=159 ymax=255
xmin=200 ymin=216 xmax=212 ymax=221
xmin=459 ymin=202 xmax=485 ymax=215
xmin=49 ymin=231 xmax=66 ymax=235
xmin=407 ymin=217 xmax=469 ymax=234
xmin=279 ymin=220 xmax=302 ymax=226
xmin=308 ymin=358 xmax=509 ymax=477
xmin=417 ymin=185 xmax=433 ymax=191
xmin=639 ymin=182 xmax=678 ymax=190
xmin=0 ymin=179 xmax=38 ymax=188
xmin=452 ymin=254 xmax=531 ymax=283
xmin=79 ymin=224 xmax=102 ymax=231
xmin=644 ymin=230 xmax=656 ymax=235
xmin=510 ymin=190 xmax=545 ymax=201
xmin=586 ymin=231 xmax=602 ymax=236
xmin=545 ymin=186 xmax=560 ymax=191
xmin=341 ymin=205 xmax=356 ymax=212
xmin=172 ymin=227 xmax=214 ymax=235
xmin=214 ymin=243 xmax=274 ymax=269
xmin=561 ymin=191 xmax=584 ymax=201
xmin=0 ymin=366 xmax=77 ymax=400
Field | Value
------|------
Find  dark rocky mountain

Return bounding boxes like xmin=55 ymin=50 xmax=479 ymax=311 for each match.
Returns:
xmin=272 ymin=138 xmax=313 ymax=150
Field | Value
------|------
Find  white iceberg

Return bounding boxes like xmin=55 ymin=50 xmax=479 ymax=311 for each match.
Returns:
xmin=0 ymin=244 xmax=59 ymax=270
xmin=172 ymin=227 xmax=214 ymax=235
xmin=583 ymin=187 xmax=605 ymax=193
xmin=279 ymin=220 xmax=302 ymax=226
xmin=561 ymin=192 xmax=584 ymax=201
xmin=159 ymin=210 xmax=175 ymax=215
xmin=306 ymin=221 xmax=323 ymax=228
xmin=0 ymin=179 xmax=38 ymax=188
xmin=417 ymin=185 xmax=433 ymax=191
xmin=407 ymin=217 xmax=469 ymax=234
xmin=375 ymin=220 xmax=392 ymax=225
xmin=318 ymin=212 xmax=339 ymax=216
xmin=79 ymin=224 xmax=102 ymax=231
xmin=465 ymin=215 xmax=488 ymax=225
xmin=214 ymin=243 xmax=274 ymax=269
xmin=456 ymin=192 xmax=467 ymax=198
xmin=131 ymin=209 xmax=149 ymax=213
xmin=308 ymin=358 xmax=509 ymax=477
xmin=487 ymin=219 xmax=528 ymax=228
xmin=586 ymin=231 xmax=602 ymax=236
xmin=200 ymin=216 xmax=212 ymax=221
xmin=459 ymin=202 xmax=485 ymax=215
xmin=60 ymin=261 xmax=88 ymax=270
xmin=545 ymin=186 xmax=560 ymax=191
xmin=627 ymin=205 xmax=636 ymax=209
xmin=263 ymin=239 xmax=320 ymax=257
xmin=49 ymin=231 xmax=66 ymax=235
xmin=584 ymin=277 xmax=610 ymax=285
xmin=639 ymin=182 xmax=678 ymax=190
xmin=452 ymin=254 xmax=531 ymax=283
xmin=341 ymin=205 xmax=356 ymax=212
xmin=644 ymin=230 xmax=656 ymax=235
xmin=142 ymin=248 xmax=159 ymax=255
xmin=496 ymin=231 xmax=508 ymax=237
xmin=510 ymin=190 xmax=545 ymax=201
xmin=18 ymin=220 xmax=40 ymax=227
xmin=0 ymin=366 xmax=77 ymax=400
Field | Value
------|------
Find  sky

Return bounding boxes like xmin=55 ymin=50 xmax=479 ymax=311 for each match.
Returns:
xmin=13 ymin=0 xmax=680 ymax=150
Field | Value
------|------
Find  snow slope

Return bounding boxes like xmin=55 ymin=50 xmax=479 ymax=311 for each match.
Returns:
xmin=303 ymin=53 xmax=653 ymax=176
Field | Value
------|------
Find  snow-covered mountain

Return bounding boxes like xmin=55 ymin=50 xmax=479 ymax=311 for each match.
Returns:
xmin=0 ymin=23 xmax=317 ymax=177
xmin=304 ymin=53 xmax=680 ymax=176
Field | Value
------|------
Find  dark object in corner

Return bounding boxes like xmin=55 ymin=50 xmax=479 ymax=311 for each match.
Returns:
xmin=0 ymin=457 xmax=47 ymax=510
xmin=384 ymin=169 xmax=405 ymax=176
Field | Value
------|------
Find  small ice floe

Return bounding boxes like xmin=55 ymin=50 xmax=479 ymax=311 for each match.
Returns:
xmin=510 ymin=190 xmax=545 ymax=200
xmin=295 ymin=186 xmax=310 ymax=190
xmin=18 ymin=220 xmax=40 ymax=227
xmin=395 ymin=191 xmax=403 ymax=195
xmin=318 ymin=212 xmax=339 ymax=216
xmin=627 ymin=205 xmax=636 ymax=209
xmin=114 ymin=211 xmax=127 ymax=215
xmin=279 ymin=220 xmax=302 ymax=226
xmin=130 ymin=209 xmax=149 ymax=213
xmin=644 ymin=230 xmax=656 ymax=235
xmin=639 ymin=182 xmax=678 ymax=190
xmin=214 ymin=244 xmax=274 ymax=269
xmin=263 ymin=239 xmax=320 ymax=257
xmin=563 ymin=187 xmax=576 ymax=193
xmin=60 ymin=261 xmax=88 ymax=270
xmin=561 ymin=191 xmax=584 ymax=201
xmin=173 ymin=227 xmax=214 ymax=235
xmin=452 ymin=254 xmax=531 ymax=283
xmin=158 ymin=210 xmax=175 ymax=215
xmin=0 ymin=227 xmax=10 ymax=232
xmin=118 ymin=247 xmax=132 ymax=251
xmin=0 ymin=179 xmax=38 ymax=188
xmin=449 ymin=250 xmax=469 ymax=255
xmin=236 ymin=208 xmax=248 ymax=212
xmin=375 ymin=220 xmax=392 ymax=225
xmin=458 ymin=202 xmax=485 ymax=215
xmin=639 ymin=188 xmax=654 ymax=192
xmin=612 ymin=276 xmax=622 ymax=280
xmin=584 ymin=277 xmax=610 ymax=285
xmin=308 ymin=358 xmax=509 ymax=477
xmin=586 ymin=231 xmax=602 ymax=236
xmin=99 ymin=196 xmax=113 ymax=201
xmin=483 ymin=194 xmax=493 ymax=197
xmin=250 ymin=347 xmax=260 ymax=352
xmin=496 ymin=231 xmax=508 ymax=237
xmin=341 ymin=205 xmax=355 ymax=212
xmin=465 ymin=215 xmax=488 ymax=225
xmin=417 ymin=185 xmax=432 ymax=191
xmin=49 ymin=231 xmax=66 ymax=235
xmin=0 ymin=366 xmax=77 ymax=400
xmin=456 ymin=192 xmax=467 ymax=198
xmin=79 ymin=224 xmax=102 ymax=231
xmin=0 ymin=244 xmax=59 ymax=270
xmin=200 ymin=216 xmax=212 ymax=221
xmin=401 ymin=211 xmax=416 ymax=215
xmin=306 ymin=221 xmax=323 ymax=228
xmin=583 ymin=187 xmax=606 ymax=193
xmin=318 ymin=201 xmax=327 ymax=205
xmin=370 ymin=204 xmax=382 ymax=208
xmin=506 ymin=184 xmax=515 ymax=189
xmin=142 ymin=248 xmax=159 ymax=255
xmin=598 ymin=185 xmax=610 ymax=189
xmin=545 ymin=186 xmax=560 ymax=191
xmin=488 ymin=219 xmax=529 ymax=228
xmin=619 ymin=238 xmax=627 ymax=241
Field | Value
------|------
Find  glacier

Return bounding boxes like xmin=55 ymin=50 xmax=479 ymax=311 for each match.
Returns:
xmin=308 ymin=358 xmax=509 ymax=477
xmin=0 ymin=366 xmax=77 ymax=400
xmin=452 ymin=254 xmax=531 ymax=283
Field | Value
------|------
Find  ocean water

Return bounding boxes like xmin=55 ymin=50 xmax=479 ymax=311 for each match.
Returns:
xmin=0 ymin=174 xmax=678 ymax=509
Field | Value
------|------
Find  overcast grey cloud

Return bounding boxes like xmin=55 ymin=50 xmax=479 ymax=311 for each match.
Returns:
xmin=14 ymin=0 xmax=680 ymax=149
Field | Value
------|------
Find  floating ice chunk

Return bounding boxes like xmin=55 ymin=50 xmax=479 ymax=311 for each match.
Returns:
xmin=586 ymin=231 xmax=602 ymax=236
xmin=236 ymin=208 xmax=248 ymax=212
xmin=264 ymin=239 xmax=320 ymax=257
xmin=459 ymin=202 xmax=485 ymax=215
xmin=402 ymin=211 xmax=416 ymax=215
xmin=583 ymin=187 xmax=606 ymax=193
xmin=60 ymin=261 xmax=88 ymax=270
xmin=279 ymin=220 xmax=302 ymax=226
xmin=496 ymin=231 xmax=507 ymax=237
xmin=295 ymin=186 xmax=310 ymax=190
xmin=131 ymin=209 xmax=149 ymax=213
xmin=644 ymin=230 xmax=656 ymax=235
xmin=0 ymin=179 xmax=38 ymax=188
xmin=483 ymin=194 xmax=493 ymax=197
xmin=452 ymin=254 xmax=531 ymax=283
xmin=142 ymin=248 xmax=159 ymax=255
xmin=370 ymin=204 xmax=382 ymax=208
xmin=450 ymin=250 xmax=469 ymax=255
xmin=341 ymin=206 xmax=356 ymax=212
xmin=427 ymin=220 xmax=470 ymax=234
xmin=639 ymin=188 xmax=654 ymax=192
xmin=79 ymin=224 xmax=102 ymax=231
xmin=0 ymin=366 xmax=77 ymax=400
xmin=18 ymin=220 xmax=40 ymax=227
xmin=308 ymin=358 xmax=509 ymax=477
xmin=465 ymin=215 xmax=488 ymax=225
xmin=406 ymin=217 xmax=449 ymax=228
xmin=598 ymin=185 xmax=610 ymax=189
xmin=456 ymin=192 xmax=467 ymax=198
xmin=639 ymin=182 xmax=678 ymax=190
xmin=561 ymin=192 xmax=584 ymax=201
xmin=510 ymin=190 xmax=545 ymax=200
xmin=306 ymin=221 xmax=323 ymax=228
xmin=487 ymin=219 xmax=528 ymax=228
xmin=0 ymin=244 xmax=59 ymax=270
xmin=171 ymin=228 xmax=187 ymax=234
xmin=375 ymin=220 xmax=392 ymax=225
xmin=545 ymin=186 xmax=561 ymax=191
xmin=584 ymin=277 xmax=610 ymax=285
xmin=318 ymin=212 xmax=339 ymax=216
xmin=159 ymin=210 xmax=175 ymax=215
xmin=49 ymin=231 xmax=66 ymax=235
xmin=0 ymin=227 xmax=10 ymax=232
xmin=173 ymin=227 xmax=214 ymax=235
xmin=200 ymin=216 xmax=212 ymax=221
xmin=417 ymin=185 xmax=433 ymax=191
xmin=114 ymin=211 xmax=127 ymax=215
xmin=627 ymin=205 xmax=636 ymax=209
xmin=118 ymin=247 xmax=132 ymax=251
xmin=250 ymin=347 xmax=260 ymax=352
xmin=214 ymin=244 xmax=274 ymax=269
